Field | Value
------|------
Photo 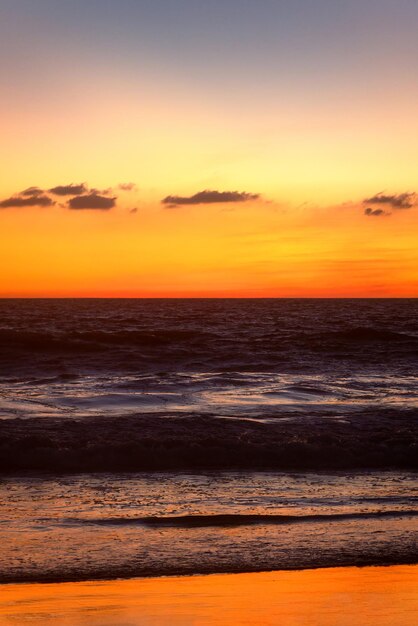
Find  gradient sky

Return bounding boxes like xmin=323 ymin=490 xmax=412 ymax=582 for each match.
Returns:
xmin=1 ymin=0 xmax=417 ymax=296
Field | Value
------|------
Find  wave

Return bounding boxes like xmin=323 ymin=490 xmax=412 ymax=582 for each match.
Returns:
xmin=69 ymin=510 xmax=418 ymax=528
xmin=325 ymin=327 xmax=418 ymax=344
xmin=1 ymin=324 xmax=416 ymax=356
xmin=0 ymin=328 xmax=216 ymax=352
xmin=0 ymin=410 xmax=417 ymax=473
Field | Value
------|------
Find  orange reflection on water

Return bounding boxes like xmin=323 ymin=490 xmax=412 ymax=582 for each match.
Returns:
xmin=1 ymin=565 xmax=417 ymax=626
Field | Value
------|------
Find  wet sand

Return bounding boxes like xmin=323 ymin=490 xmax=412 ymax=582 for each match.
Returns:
xmin=0 ymin=565 xmax=417 ymax=626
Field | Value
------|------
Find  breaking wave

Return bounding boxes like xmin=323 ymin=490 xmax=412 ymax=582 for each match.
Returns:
xmin=70 ymin=510 xmax=418 ymax=528
xmin=1 ymin=409 xmax=417 ymax=473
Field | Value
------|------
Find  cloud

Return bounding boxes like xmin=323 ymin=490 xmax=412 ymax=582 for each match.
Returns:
xmin=0 ymin=181 xmax=125 ymax=211
xmin=118 ymin=182 xmax=137 ymax=191
xmin=49 ymin=183 xmax=88 ymax=196
xmin=363 ymin=192 xmax=416 ymax=210
xmin=364 ymin=207 xmax=388 ymax=217
xmin=129 ymin=207 xmax=138 ymax=214
xmin=162 ymin=189 xmax=260 ymax=207
xmin=19 ymin=187 xmax=44 ymax=197
xmin=0 ymin=194 xmax=54 ymax=208
xmin=68 ymin=193 xmax=116 ymax=210
xmin=90 ymin=187 xmax=114 ymax=195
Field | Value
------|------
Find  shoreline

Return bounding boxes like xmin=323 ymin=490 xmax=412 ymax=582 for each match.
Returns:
xmin=2 ymin=556 xmax=418 ymax=586
xmin=2 ymin=471 xmax=417 ymax=585
xmin=1 ymin=564 xmax=417 ymax=625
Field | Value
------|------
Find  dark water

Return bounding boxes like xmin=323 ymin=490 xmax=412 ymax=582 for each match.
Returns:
xmin=1 ymin=298 xmax=417 ymax=380
xmin=0 ymin=299 xmax=417 ymax=582
xmin=0 ymin=298 xmax=417 ymax=472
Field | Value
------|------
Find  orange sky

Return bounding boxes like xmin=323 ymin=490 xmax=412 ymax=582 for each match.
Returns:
xmin=1 ymin=195 xmax=416 ymax=297
xmin=1 ymin=1 xmax=417 ymax=297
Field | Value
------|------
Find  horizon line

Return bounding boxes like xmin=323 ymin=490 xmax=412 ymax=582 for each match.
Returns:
xmin=0 ymin=296 xmax=417 ymax=300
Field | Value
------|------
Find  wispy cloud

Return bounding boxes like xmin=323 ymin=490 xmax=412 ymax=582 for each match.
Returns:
xmin=162 ymin=189 xmax=260 ymax=207
xmin=49 ymin=183 xmax=88 ymax=196
xmin=118 ymin=182 xmax=137 ymax=191
xmin=364 ymin=207 xmax=388 ymax=217
xmin=20 ymin=187 xmax=45 ymax=197
xmin=363 ymin=192 xmax=417 ymax=210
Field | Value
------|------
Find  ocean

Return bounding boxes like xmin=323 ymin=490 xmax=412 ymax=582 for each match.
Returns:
xmin=0 ymin=298 xmax=417 ymax=582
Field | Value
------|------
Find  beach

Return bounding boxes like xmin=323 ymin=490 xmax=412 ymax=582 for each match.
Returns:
xmin=1 ymin=565 xmax=417 ymax=626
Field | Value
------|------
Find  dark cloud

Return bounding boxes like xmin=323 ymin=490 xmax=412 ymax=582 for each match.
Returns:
xmin=363 ymin=192 xmax=416 ymax=210
xmin=129 ymin=207 xmax=138 ymax=214
xmin=0 ymin=195 xmax=54 ymax=208
xmin=0 ymin=182 xmax=121 ymax=211
xmin=364 ymin=207 xmax=387 ymax=217
xmin=19 ymin=186 xmax=44 ymax=197
xmin=119 ymin=182 xmax=137 ymax=191
xmin=68 ymin=193 xmax=116 ymax=210
xmin=162 ymin=189 xmax=260 ymax=207
xmin=49 ymin=183 xmax=88 ymax=196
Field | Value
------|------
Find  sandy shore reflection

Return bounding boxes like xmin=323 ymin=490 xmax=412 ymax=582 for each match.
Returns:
xmin=1 ymin=565 xmax=417 ymax=626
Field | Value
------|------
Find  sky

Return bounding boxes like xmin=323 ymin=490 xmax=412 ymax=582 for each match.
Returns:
xmin=0 ymin=0 xmax=417 ymax=297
